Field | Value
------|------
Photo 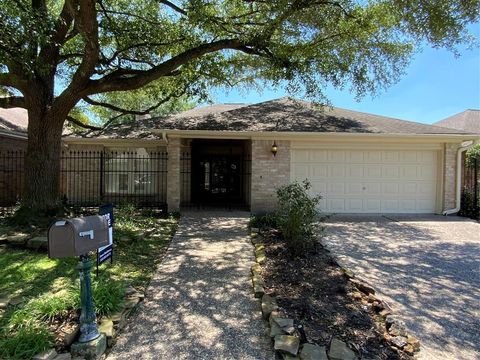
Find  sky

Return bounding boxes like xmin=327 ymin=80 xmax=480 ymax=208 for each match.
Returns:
xmin=212 ymin=27 xmax=480 ymax=125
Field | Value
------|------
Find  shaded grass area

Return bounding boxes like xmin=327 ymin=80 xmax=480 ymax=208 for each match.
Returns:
xmin=0 ymin=206 xmax=177 ymax=359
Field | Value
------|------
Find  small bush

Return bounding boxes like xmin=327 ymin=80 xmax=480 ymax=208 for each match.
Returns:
xmin=8 ymin=290 xmax=77 ymax=328
xmin=465 ymin=144 xmax=480 ymax=168
xmin=0 ymin=325 xmax=53 ymax=360
xmin=250 ymin=213 xmax=278 ymax=230
xmin=276 ymin=180 xmax=322 ymax=256
xmin=91 ymin=279 xmax=125 ymax=316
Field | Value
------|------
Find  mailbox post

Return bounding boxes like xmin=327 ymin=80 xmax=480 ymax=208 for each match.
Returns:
xmin=78 ymin=254 xmax=100 ymax=342
xmin=48 ymin=215 xmax=110 ymax=346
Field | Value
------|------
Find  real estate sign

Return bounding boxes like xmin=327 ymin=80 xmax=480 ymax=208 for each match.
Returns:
xmin=97 ymin=204 xmax=114 ymax=265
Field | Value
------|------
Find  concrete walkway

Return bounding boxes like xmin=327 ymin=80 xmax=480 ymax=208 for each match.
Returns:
xmin=108 ymin=211 xmax=273 ymax=360
xmin=321 ymin=215 xmax=480 ymax=360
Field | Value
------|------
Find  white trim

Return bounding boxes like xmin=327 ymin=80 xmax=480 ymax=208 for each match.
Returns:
xmin=154 ymin=129 xmax=480 ymax=143
xmin=0 ymin=130 xmax=28 ymax=140
xmin=63 ymin=137 xmax=167 ymax=147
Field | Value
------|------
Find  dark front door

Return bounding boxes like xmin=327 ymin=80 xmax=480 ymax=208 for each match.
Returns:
xmin=192 ymin=155 xmax=242 ymax=204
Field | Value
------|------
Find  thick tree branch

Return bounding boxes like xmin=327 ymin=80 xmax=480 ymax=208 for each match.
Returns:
xmin=83 ymin=89 xmax=186 ymax=117
xmin=160 ymin=0 xmax=187 ymax=16
xmin=0 ymin=96 xmax=26 ymax=108
xmin=84 ymin=38 xmax=245 ymax=94
xmin=0 ymin=73 xmax=27 ymax=91
xmin=66 ymin=115 xmax=102 ymax=130
xmin=54 ymin=0 xmax=99 ymax=113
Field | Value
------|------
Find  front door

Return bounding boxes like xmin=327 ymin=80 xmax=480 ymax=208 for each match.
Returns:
xmin=192 ymin=155 xmax=242 ymax=204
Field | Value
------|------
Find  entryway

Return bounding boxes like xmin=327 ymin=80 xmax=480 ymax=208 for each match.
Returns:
xmin=181 ymin=139 xmax=251 ymax=210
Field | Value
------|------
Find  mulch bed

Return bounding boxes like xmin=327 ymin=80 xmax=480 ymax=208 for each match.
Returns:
xmin=260 ymin=229 xmax=412 ymax=360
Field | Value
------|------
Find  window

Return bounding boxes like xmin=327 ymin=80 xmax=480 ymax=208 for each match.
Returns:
xmin=105 ymin=148 xmax=158 ymax=195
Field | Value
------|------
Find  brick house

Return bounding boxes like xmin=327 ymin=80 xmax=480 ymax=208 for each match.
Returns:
xmin=62 ymin=97 xmax=479 ymax=214
xmin=0 ymin=108 xmax=28 ymax=204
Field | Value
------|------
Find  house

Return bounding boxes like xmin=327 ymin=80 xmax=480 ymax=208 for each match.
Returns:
xmin=0 ymin=107 xmax=28 ymax=151
xmin=62 ymin=97 xmax=479 ymax=214
xmin=434 ymin=109 xmax=480 ymax=134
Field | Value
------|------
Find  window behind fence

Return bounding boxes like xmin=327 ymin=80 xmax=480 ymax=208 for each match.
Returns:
xmin=0 ymin=149 xmax=168 ymax=207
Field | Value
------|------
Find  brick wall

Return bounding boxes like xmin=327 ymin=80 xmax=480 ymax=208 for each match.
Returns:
xmin=167 ymin=137 xmax=181 ymax=211
xmin=250 ymin=139 xmax=291 ymax=213
xmin=443 ymin=143 xmax=457 ymax=210
xmin=62 ymin=144 xmax=105 ymax=204
xmin=0 ymin=135 xmax=27 ymax=152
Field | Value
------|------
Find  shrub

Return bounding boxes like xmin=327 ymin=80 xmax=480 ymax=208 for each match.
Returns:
xmin=8 ymin=290 xmax=77 ymax=328
xmin=0 ymin=325 xmax=53 ymax=360
xmin=91 ymin=278 xmax=125 ymax=316
xmin=465 ymin=144 xmax=480 ymax=168
xmin=250 ymin=213 xmax=278 ymax=230
xmin=276 ymin=180 xmax=322 ymax=256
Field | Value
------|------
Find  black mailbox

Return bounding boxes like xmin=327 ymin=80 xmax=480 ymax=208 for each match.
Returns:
xmin=48 ymin=215 xmax=109 ymax=259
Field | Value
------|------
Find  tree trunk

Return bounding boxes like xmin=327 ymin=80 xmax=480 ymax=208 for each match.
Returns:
xmin=22 ymin=108 xmax=64 ymax=211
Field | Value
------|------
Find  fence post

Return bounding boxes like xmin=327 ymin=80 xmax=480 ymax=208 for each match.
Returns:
xmin=100 ymin=151 xmax=105 ymax=202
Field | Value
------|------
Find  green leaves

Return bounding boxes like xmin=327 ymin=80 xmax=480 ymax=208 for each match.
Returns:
xmin=0 ymin=0 xmax=479 ymax=115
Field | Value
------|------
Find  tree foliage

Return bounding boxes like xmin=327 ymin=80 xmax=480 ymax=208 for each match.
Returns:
xmin=1 ymin=0 xmax=478 ymax=110
xmin=0 ymin=0 xmax=478 ymax=209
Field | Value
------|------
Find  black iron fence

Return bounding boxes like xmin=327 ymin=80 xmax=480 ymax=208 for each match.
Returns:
xmin=0 ymin=150 xmax=168 ymax=208
xmin=460 ymin=155 xmax=479 ymax=219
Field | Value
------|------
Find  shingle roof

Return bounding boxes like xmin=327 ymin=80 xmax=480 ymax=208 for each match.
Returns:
xmin=0 ymin=107 xmax=28 ymax=133
xmin=74 ymin=97 xmax=474 ymax=139
xmin=434 ymin=110 xmax=480 ymax=134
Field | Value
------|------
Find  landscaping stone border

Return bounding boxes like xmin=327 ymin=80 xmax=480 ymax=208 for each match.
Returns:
xmin=32 ymin=285 xmax=145 ymax=360
xmin=249 ymin=229 xmax=420 ymax=359
xmin=323 ymin=246 xmax=421 ymax=357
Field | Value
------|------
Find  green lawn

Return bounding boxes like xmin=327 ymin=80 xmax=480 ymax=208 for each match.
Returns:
xmin=0 ymin=206 xmax=177 ymax=359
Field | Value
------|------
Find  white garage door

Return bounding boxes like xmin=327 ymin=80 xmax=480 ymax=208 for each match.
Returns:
xmin=291 ymin=148 xmax=438 ymax=213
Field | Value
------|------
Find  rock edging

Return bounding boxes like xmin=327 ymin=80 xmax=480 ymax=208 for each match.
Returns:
xmin=250 ymin=228 xmax=420 ymax=359
xmin=335 ymin=259 xmax=421 ymax=356
xmin=250 ymin=229 xmax=357 ymax=360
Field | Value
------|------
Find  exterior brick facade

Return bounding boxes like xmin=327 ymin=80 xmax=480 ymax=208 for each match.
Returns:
xmin=250 ymin=139 xmax=291 ymax=213
xmin=0 ymin=134 xmax=27 ymax=152
xmin=167 ymin=137 xmax=181 ymax=211
xmin=443 ymin=143 xmax=458 ymax=211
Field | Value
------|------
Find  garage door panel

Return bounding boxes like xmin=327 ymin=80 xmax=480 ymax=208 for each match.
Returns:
xmin=329 ymin=199 xmax=346 ymax=211
xmin=309 ymin=150 xmax=328 ymax=162
xmin=329 ymin=165 xmax=345 ymax=177
xmin=382 ymin=166 xmax=399 ymax=178
xmin=383 ymin=151 xmax=400 ymax=162
xmin=328 ymin=151 xmax=346 ymax=162
xmin=293 ymin=164 xmax=309 ymax=178
xmin=349 ymin=165 xmax=364 ymax=178
xmin=349 ymin=151 xmax=365 ymax=163
xmin=365 ymin=183 xmax=381 ymax=195
xmin=292 ymin=148 xmax=437 ymax=213
xmin=365 ymin=166 xmax=382 ymax=178
xmin=328 ymin=183 xmax=345 ymax=195
xmin=311 ymin=165 xmax=327 ymax=177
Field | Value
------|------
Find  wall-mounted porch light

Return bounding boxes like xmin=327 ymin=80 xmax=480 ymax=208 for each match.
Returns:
xmin=271 ymin=141 xmax=278 ymax=157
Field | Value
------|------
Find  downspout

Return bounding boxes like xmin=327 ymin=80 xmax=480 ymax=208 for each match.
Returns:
xmin=443 ymin=140 xmax=477 ymax=215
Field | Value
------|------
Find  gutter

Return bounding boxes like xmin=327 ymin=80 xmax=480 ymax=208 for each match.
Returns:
xmin=443 ymin=140 xmax=478 ymax=215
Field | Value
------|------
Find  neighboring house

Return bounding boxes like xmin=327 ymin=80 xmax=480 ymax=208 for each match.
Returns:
xmin=0 ymin=107 xmax=28 ymax=151
xmin=434 ymin=109 xmax=480 ymax=134
xmin=62 ymin=97 xmax=480 ymax=214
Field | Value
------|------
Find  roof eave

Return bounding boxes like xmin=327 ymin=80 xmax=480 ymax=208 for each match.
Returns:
xmin=152 ymin=129 xmax=479 ymax=142
xmin=0 ymin=129 xmax=28 ymax=140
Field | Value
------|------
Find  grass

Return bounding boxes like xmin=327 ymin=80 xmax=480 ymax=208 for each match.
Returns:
xmin=0 ymin=205 xmax=177 ymax=359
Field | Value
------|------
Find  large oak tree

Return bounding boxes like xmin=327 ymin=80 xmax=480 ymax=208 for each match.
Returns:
xmin=0 ymin=0 xmax=478 ymax=210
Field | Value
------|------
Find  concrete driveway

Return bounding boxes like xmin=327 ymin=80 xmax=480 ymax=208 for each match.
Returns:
xmin=321 ymin=215 xmax=480 ymax=360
